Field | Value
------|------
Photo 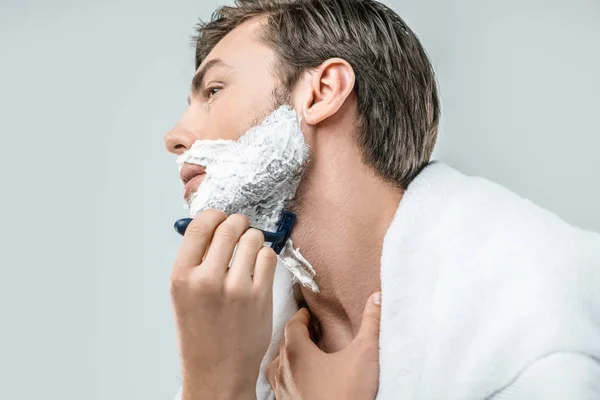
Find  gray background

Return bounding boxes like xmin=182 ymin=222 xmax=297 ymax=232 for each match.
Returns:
xmin=0 ymin=0 xmax=598 ymax=399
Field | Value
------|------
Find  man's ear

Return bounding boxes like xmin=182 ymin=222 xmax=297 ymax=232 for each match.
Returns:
xmin=302 ymin=58 xmax=355 ymax=126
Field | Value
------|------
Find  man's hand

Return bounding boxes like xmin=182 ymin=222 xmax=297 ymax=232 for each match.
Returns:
xmin=170 ymin=210 xmax=277 ymax=400
xmin=266 ymin=292 xmax=382 ymax=400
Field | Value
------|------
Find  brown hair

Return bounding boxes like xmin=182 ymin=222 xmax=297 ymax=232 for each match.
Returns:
xmin=192 ymin=0 xmax=440 ymax=189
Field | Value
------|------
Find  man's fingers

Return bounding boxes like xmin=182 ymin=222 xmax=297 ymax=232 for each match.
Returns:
xmin=267 ymin=340 xmax=286 ymax=391
xmin=202 ymin=214 xmax=249 ymax=274
xmin=228 ymin=228 xmax=264 ymax=283
xmin=284 ymin=308 xmax=315 ymax=346
xmin=173 ymin=209 xmax=227 ymax=270
xmin=354 ymin=292 xmax=382 ymax=344
xmin=253 ymin=246 xmax=278 ymax=290
xmin=265 ymin=355 xmax=280 ymax=390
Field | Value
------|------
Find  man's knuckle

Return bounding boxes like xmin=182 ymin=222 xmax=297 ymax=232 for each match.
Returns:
xmin=195 ymin=269 xmax=223 ymax=286
xmin=238 ymin=228 xmax=264 ymax=248
xmin=203 ymin=209 xmax=227 ymax=219
xmin=185 ymin=219 xmax=209 ymax=237
xmin=255 ymin=283 xmax=273 ymax=301
xmin=364 ymin=313 xmax=381 ymax=327
xmin=186 ymin=210 xmax=226 ymax=236
xmin=215 ymin=223 xmax=239 ymax=240
xmin=169 ymin=274 xmax=188 ymax=294
xmin=258 ymin=246 xmax=277 ymax=263
xmin=283 ymin=343 xmax=300 ymax=362
xmin=283 ymin=321 xmax=299 ymax=341
xmin=227 ymin=213 xmax=249 ymax=227
xmin=224 ymin=280 xmax=250 ymax=298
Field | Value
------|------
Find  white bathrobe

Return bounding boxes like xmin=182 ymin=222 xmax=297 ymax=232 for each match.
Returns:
xmin=175 ymin=161 xmax=600 ymax=399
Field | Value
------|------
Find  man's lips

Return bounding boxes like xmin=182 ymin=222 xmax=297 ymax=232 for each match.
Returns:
xmin=183 ymin=173 xmax=206 ymax=200
xmin=180 ymin=163 xmax=206 ymax=200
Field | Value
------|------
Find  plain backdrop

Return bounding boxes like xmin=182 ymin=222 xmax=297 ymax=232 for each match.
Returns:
xmin=0 ymin=0 xmax=598 ymax=399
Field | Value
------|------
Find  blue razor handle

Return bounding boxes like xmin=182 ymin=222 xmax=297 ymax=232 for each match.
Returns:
xmin=173 ymin=210 xmax=296 ymax=255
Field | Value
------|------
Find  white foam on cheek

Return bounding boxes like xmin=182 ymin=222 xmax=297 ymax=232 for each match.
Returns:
xmin=175 ymin=105 xmax=320 ymax=292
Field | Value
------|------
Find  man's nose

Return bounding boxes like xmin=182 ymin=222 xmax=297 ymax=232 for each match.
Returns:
xmin=164 ymin=121 xmax=199 ymax=156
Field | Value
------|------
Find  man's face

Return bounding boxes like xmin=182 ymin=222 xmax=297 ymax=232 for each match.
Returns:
xmin=165 ymin=17 xmax=315 ymax=231
xmin=164 ymin=18 xmax=291 ymax=156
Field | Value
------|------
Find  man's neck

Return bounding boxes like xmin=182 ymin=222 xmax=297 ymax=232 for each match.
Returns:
xmin=289 ymin=150 xmax=403 ymax=352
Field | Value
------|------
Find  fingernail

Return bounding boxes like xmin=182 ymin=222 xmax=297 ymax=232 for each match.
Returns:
xmin=373 ymin=292 xmax=382 ymax=305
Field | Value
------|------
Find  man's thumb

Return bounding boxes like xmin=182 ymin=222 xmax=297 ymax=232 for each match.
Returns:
xmin=356 ymin=292 xmax=382 ymax=342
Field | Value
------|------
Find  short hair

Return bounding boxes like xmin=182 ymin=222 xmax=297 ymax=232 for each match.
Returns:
xmin=193 ymin=0 xmax=440 ymax=189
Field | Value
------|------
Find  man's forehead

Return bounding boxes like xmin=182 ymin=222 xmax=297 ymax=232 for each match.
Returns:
xmin=195 ymin=58 xmax=234 ymax=76
xmin=195 ymin=17 xmax=266 ymax=74
xmin=187 ymin=18 xmax=277 ymax=106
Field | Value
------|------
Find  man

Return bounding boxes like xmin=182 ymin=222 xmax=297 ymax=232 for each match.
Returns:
xmin=164 ymin=1 xmax=600 ymax=399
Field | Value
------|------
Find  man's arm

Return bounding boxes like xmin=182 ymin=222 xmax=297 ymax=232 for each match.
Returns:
xmin=490 ymin=352 xmax=600 ymax=399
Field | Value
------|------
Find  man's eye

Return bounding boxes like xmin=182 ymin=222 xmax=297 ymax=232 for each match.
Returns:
xmin=205 ymin=87 xmax=221 ymax=98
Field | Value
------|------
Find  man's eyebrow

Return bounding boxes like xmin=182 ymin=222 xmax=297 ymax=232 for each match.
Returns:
xmin=187 ymin=58 xmax=232 ymax=105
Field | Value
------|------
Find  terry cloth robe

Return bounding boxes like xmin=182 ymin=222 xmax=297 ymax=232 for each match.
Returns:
xmin=174 ymin=161 xmax=600 ymax=400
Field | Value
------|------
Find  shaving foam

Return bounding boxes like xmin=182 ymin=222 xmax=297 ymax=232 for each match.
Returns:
xmin=176 ymin=105 xmax=319 ymax=292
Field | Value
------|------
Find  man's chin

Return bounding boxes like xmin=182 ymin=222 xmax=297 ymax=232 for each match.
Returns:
xmin=184 ymin=190 xmax=202 ymax=216
xmin=185 ymin=192 xmax=231 ymax=218
xmin=184 ymin=190 xmax=195 ymax=207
